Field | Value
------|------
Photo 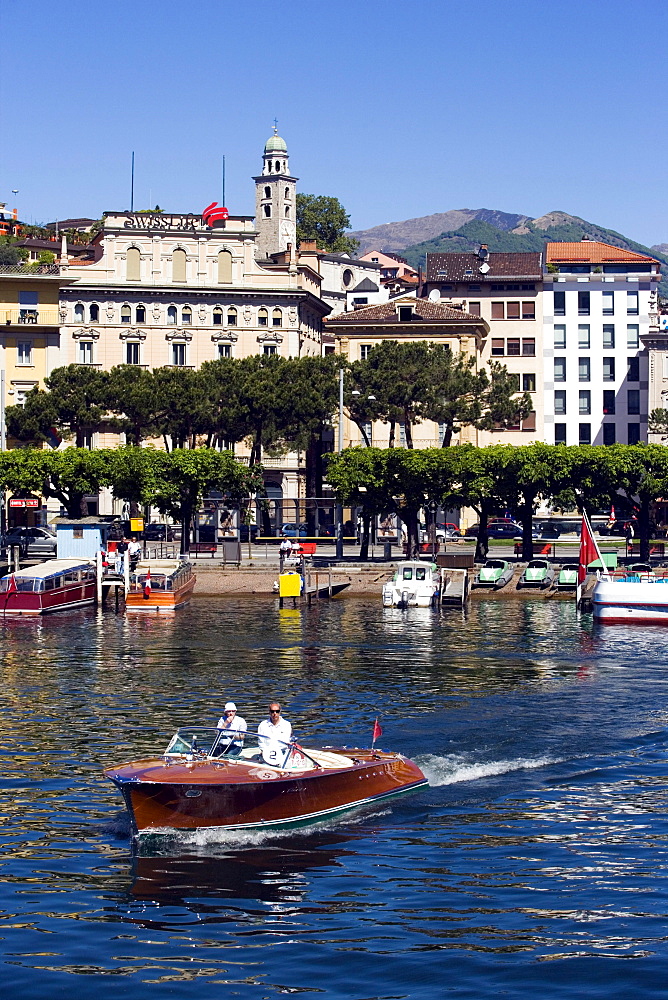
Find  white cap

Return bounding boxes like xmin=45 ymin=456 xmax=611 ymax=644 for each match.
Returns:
xmin=224 ymin=702 xmax=236 ymax=712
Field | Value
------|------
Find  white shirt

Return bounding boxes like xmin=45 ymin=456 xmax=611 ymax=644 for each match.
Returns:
xmin=257 ymin=715 xmax=292 ymax=766
xmin=216 ymin=713 xmax=247 ymax=745
xmin=128 ymin=541 xmax=141 ymax=558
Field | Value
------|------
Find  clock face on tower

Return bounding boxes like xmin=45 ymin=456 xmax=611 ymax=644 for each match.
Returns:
xmin=280 ymin=221 xmax=293 ymax=237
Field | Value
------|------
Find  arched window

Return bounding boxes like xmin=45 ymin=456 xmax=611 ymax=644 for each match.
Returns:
xmin=343 ymin=269 xmax=353 ymax=287
xmin=264 ymin=186 xmax=271 ymax=198
xmin=172 ymin=248 xmax=187 ymax=283
xmin=121 ymin=304 xmax=131 ymax=324
xmin=217 ymin=249 xmax=232 ymax=284
xmin=267 ymin=161 xmax=272 ymax=173
xmin=89 ymin=303 xmax=99 ymax=322
xmin=275 ymin=160 xmax=280 ymax=172
xmin=272 ymin=307 xmax=282 ymax=328
xmin=258 ymin=307 xmax=268 ymax=327
xmin=213 ymin=307 xmax=223 ymax=326
xmin=74 ymin=303 xmax=85 ymax=322
xmin=227 ymin=307 xmax=237 ymax=327
xmin=263 ymin=205 xmax=271 ymax=218
xmin=167 ymin=306 xmax=177 ymax=325
xmin=126 ymin=246 xmax=140 ymax=281
xmin=284 ymin=187 xmax=290 ymax=199
xmin=136 ymin=305 xmax=146 ymax=324
xmin=282 ymin=161 xmax=286 ymax=172
xmin=181 ymin=306 xmax=192 ymax=325
xmin=285 ymin=206 xmax=290 ymax=217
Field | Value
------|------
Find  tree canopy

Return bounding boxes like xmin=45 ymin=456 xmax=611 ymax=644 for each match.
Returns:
xmin=296 ymin=194 xmax=359 ymax=254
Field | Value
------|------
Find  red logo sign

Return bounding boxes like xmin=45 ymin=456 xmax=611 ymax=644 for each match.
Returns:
xmin=202 ymin=202 xmax=229 ymax=227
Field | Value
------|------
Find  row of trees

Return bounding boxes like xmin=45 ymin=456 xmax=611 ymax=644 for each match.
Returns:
xmin=327 ymin=443 xmax=668 ymax=562
xmin=0 ymin=447 xmax=262 ymax=548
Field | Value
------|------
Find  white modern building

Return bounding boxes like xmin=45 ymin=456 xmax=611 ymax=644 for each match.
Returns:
xmin=542 ymin=240 xmax=661 ymax=446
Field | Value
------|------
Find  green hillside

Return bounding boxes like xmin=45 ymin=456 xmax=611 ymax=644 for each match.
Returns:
xmin=401 ymin=217 xmax=668 ymax=297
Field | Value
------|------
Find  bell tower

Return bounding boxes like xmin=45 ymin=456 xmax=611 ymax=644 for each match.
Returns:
xmin=253 ymin=125 xmax=298 ymax=260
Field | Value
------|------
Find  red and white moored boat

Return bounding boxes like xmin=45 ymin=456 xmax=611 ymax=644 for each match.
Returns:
xmin=0 ymin=558 xmax=97 ymax=615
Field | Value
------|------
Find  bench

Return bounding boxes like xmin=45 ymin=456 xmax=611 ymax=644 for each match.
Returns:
xmin=190 ymin=542 xmax=217 ymax=558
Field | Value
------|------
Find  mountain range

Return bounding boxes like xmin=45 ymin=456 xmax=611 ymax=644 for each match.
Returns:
xmin=349 ymin=209 xmax=668 ymax=297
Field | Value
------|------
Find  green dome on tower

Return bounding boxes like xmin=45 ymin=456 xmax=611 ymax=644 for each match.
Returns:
xmin=265 ymin=130 xmax=288 ymax=154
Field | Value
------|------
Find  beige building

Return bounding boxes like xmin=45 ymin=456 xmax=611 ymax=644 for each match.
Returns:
xmin=326 ymin=296 xmax=489 ymax=448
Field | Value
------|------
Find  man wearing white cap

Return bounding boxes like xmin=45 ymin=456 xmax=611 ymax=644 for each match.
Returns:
xmin=216 ymin=702 xmax=247 ymax=756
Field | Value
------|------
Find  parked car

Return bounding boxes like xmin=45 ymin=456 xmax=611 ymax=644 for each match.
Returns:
xmin=143 ymin=522 xmax=178 ymax=541
xmin=421 ymin=522 xmax=461 ymax=542
xmin=3 ymin=526 xmax=57 ymax=558
xmin=599 ymin=518 xmax=638 ymax=537
xmin=465 ymin=520 xmax=522 ymax=539
xmin=239 ymin=524 xmax=259 ymax=542
xmin=281 ymin=522 xmax=308 ymax=537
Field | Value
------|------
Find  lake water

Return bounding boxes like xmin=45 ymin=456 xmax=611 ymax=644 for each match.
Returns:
xmin=2 ymin=595 xmax=668 ymax=999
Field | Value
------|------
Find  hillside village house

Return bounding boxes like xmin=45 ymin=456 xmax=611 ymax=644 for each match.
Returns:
xmin=542 ymin=240 xmax=661 ymax=446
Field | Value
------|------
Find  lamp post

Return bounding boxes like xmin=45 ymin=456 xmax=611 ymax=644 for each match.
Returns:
xmin=335 ymin=368 xmax=344 ymax=559
xmin=428 ymin=500 xmax=438 ymax=560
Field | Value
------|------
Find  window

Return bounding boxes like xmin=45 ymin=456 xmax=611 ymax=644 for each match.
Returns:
xmin=362 ymin=421 xmax=372 ymax=445
xmin=79 ymin=340 xmax=93 ymax=364
xmin=181 ymin=306 xmax=192 ymax=325
xmin=121 ymin=305 xmax=131 ymax=324
xmin=172 ymin=343 xmax=186 ymax=366
xmin=579 ymin=390 xmax=591 ymax=415
xmin=263 ymin=345 xmax=277 ymax=356
xmin=126 ymin=247 xmax=140 ymax=281
xmin=89 ymin=303 xmax=99 ymax=322
xmin=343 ymin=269 xmax=354 ymax=288
xmin=628 ymin=424 xmax=640 ymax=445
xmin=522 ymin=373 xmax=536 ymax=392
xmin=272 ymin=307 xmax=282 ymax=327
xmin=491 ymin=302 xmax=505 ymax=319
xmin=508 ymin=373 xmax=520 ymax=392
xmin=468 ymin=301 xmax=481 ymax=316
xmin=506 ymin=338 xmax=520 ymax=356
xmin=17 ymin=341 xmax=32 ymax=365
xmin=522 ymin=410 xmax=536 ymax=431
xmin=554 ymin=390 xmax=566 ymax=414
xmin=602 ymin=291 xmax=614 ymax=316
xmin=353 ymin=297 xmax=368 ymax=306
xmin=491 ymin=338 xmax=504 ymax=356
xmin=554 ymin=291 xmax=566 ymax=316
xmin=627 ymin=389 xmax=640 ymax=415
xmin=554 ymin=357 xmax=566 ymax=381
xmin=627 ymin=356 xmax=639 ymax=381
xmin=522 ymin=338 xmax=535 ymax=356
xmin=284 ymin=186 xmax=290 ymax=199
xmin=213 ymin=307 xmax=223 ymax=325
xmin=627 ymin=324 xmax=639 ymax=349
xmin=579 ymin=357 xmax=590 ymax=382
xmin=603 ymin=389 xmax=616 ymax=414
xmin=627 ymin=291 xmax=639 ymax=315
xmin=167 ymin=305 xmax=177 ymax=325
xmin=264 ymin=185 xmax=271 ymax=198
xmin=218 ymin=250 xmax=232 ymax=284
xmin=522 ymin=301 xmax=535 ymax=319
xmin=263 ymin=205 xmax=271 ymax=218
xmin=285 ymin=206 xmax=290 ymax=217
xmin=218 ymin=344 xmax=232 ymax=359
xmin=172 ymin=248 xmax=186 ymax=283
xmin=579 ymin=423 xmax=591 ymax=445
xmin=360 ymin=344 xmax=372 ymax=360
xmin=603 ymin=357 xmax=616 ymax=382
xmin=126 ymin=342 xmax=140 ymax=365
xmin=555 ymin=423 xmax=567 ymax=444
xmin=227 ymin=307 xmax=237 ymax=327
xmin=398 ymin=306 xmax=413 ymax=322
xmin=554 ymin=325 xmax=566 ymax=349
xmin=603 ymin=423 xmax=616 ymax=445
xmin=603 ymin=324 xmax=615 ymax=349
xmin=258 ymin=308 xmax=268 ymax=327
xmin=578 ymin=325 xmax=590 ymax=349
xmin=506 ymin=301 xmax=520 ymax=319
xmin=74 ymin=303 xmax=85 ymax=322
xmin=136 ymin=305 xmax=146 ymax=324
xmin=578 ymin=291 xmax=590 ymax=316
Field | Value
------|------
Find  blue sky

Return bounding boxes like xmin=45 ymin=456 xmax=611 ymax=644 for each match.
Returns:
xmin=1 ymin=0 xmax=664 ymax=246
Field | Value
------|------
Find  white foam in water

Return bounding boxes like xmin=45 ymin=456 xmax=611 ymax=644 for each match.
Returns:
xmin=417 ymin=753 xmax=558 ymax=787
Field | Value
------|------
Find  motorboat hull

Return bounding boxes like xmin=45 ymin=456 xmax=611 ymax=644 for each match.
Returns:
xmin=105 ymin=748 xmax=427 ymax=835
xmin=593 ymin=579 xmax=668 ymax=623
xmin=125 ymin=574 xmax=196 ymax=612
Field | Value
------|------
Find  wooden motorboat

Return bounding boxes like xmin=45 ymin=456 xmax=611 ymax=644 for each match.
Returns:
xmin=104 ymin=727 xmax=428 ymax=836
xmin=0 ymin=558 xmax=96 ymax=615
xmin=382 ymin=560 xmax=441 ymax=607
xmin=126 ymin=559 xmax=195 ymax=613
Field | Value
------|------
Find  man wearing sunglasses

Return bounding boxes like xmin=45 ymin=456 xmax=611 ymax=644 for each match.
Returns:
xmin=216 ymin=701 xmax=247 ymax=756
xmin=257 ymin=702 xmax=292 ymax=766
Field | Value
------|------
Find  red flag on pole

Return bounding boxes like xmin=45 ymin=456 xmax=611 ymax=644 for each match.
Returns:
xmin=143 ymin=568 xmax=151 ymax=599
xmin=5 ymin=574 xmax=17 ymax=594
xmin=578 ymin=514 xmax=599 ymax=586
xmin=372 ymin=718 xmax=382 ymax=746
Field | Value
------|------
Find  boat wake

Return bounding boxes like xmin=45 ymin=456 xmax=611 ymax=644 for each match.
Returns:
xmin=417 ymin=753 xmax=558 ymax=787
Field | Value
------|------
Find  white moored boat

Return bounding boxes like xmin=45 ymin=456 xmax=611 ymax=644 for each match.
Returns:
xmin=592 ymin=569 xmax=668 ymax=624
xmin=382 ymin=561 xmax=441 ymax=607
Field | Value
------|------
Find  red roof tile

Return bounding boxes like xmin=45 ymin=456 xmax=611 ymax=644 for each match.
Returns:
xmin=546 ymin=240 xmax=657 ymax=264
xmin=425 ymin=252 xmax=542 ymax=282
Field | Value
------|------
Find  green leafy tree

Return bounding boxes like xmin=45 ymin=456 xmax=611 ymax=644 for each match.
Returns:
xmin=0 ymin=448 xmax=113 ymax=518
xmin=649 ymin=409 xmax=668 ymax=439
xmin=7 ymin=365 xmax=109 ymax=447
xmin=151 ymin=367 xmax=213 ymax=450
xmin=106 ymin=446 xmax=162 ymax=517
xmin=609 ymin=444 xmax=668 ymax=561
xmin=106 ymin=366 xmax=160 ymax=446
xmin=296 ymin=194 xmax=359 ymax=254
xmin=0 ymin=239 xmax=28 ymax=265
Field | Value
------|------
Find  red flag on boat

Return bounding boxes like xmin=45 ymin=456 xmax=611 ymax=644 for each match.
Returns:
xmin=143 ymin=568 xmax=151 ymax=599
xmin=6 ymin=574 xmax=16 ymax=593
xmin=372 ymin=718 xmax=382 ymax=745
xmin=578 ymin=513 xmax=599 ymax=585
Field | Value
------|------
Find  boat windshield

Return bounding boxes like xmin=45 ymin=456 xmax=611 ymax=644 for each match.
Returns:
xmin=163 ymin=726 xmax=346 ymax=772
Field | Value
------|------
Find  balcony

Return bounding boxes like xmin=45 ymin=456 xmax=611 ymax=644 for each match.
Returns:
xmin=3 ymin=307 xmax=61 ymax=326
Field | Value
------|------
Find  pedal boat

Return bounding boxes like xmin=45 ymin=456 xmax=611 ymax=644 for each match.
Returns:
xmin=104 ymin=727 xmax=428 ymax=836
xmin=474 ymin=558 xmax=514 ymax=590
xmin=518 ymin=558 xmax=555 ymax=589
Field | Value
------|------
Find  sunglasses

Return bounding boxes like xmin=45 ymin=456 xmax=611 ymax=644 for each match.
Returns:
xmin=269 ymin=709 xmax=281 ymax=714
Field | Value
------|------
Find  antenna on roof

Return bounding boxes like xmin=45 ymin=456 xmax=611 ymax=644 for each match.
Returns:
xmin=130 ymin=151 xmax=135 ymax=213
xmin=222 ymin=154 xmax=226 ymax=207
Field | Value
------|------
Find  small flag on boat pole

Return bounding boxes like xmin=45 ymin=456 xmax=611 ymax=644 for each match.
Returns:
xmin=372 ymin=718 xmax=382 ymax=747
xmin=143 ymin=568 xmax=151 ymax=599
xmin=577 ymin=511 xmax=608 ymax=606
